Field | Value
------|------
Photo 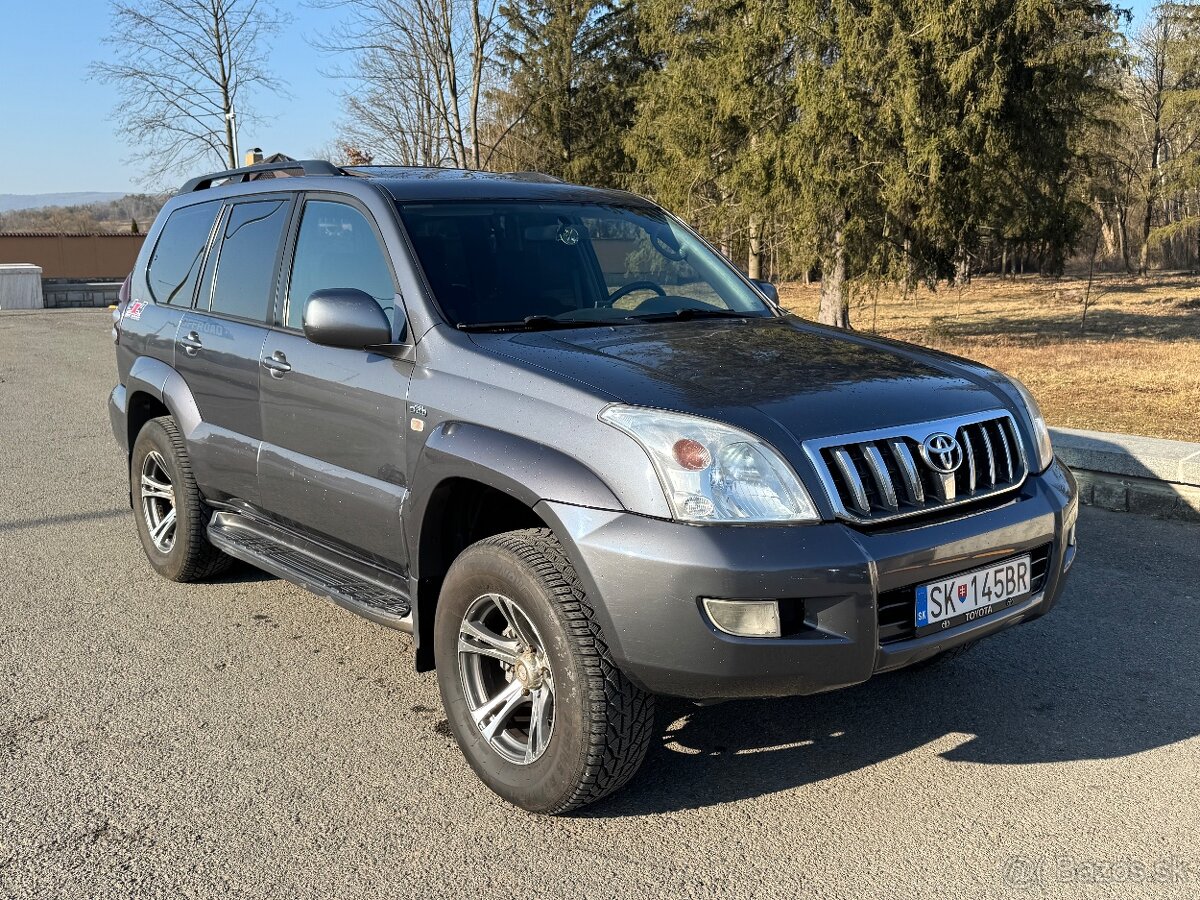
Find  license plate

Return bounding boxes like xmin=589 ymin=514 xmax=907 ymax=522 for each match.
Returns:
xmin=915 ymin=554 xmax=1031 ymax=635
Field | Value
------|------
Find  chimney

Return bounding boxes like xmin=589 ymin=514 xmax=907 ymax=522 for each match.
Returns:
xmin=244 ymin=147 xmax=264 ymax=166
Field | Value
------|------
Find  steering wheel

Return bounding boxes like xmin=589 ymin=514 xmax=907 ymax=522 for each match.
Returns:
xmin=608 ymin=280 xmax=667 ymax=305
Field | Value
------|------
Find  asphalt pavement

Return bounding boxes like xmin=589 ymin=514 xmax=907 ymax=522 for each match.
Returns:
xmin=1 ymin=309 xmax=1198 ymax=899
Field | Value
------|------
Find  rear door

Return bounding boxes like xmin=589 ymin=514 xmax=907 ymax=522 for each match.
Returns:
xmin=173 ymin=195 xmax=293 ymax=505
xmin=122 ymin=198 xmax=223 ymax=373
xmin=257 ymin=194 xmax=414 ymax=569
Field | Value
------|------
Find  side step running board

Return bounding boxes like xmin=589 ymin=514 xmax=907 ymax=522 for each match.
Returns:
xmin=208 ymin=511 xmax=413 ymax=632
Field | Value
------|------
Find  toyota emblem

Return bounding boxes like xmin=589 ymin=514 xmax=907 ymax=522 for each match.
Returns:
xmin=920 ymin=432 xmax=963 ymax=474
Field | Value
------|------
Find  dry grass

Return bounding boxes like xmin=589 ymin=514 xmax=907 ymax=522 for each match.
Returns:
xmin=777 ymin=273 xmax=1200 ymax=442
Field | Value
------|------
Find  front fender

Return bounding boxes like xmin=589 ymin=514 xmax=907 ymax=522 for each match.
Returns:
xmin=403 ymin=421 xmax=625 ymax=572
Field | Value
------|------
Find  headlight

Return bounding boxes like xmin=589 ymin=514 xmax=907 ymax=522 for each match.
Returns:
xmin=598 ymin=405 xmax=820 ymax=524
xmin=1006 ymin=377 xmax=1054 ymax=472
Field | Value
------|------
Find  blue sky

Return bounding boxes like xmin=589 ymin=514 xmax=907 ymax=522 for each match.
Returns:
xmin=0 ymin=0 xmax=1158 ymax=196
xmin=0 ymin=0 xmax=346 ymax=194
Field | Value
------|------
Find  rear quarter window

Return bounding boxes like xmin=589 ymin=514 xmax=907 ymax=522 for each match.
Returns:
xmin=146 ymin=201 xmax=221 ymax=305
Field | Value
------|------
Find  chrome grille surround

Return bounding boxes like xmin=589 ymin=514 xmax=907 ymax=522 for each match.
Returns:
xmin=802 ymin=410 xmax=1029 ymax=525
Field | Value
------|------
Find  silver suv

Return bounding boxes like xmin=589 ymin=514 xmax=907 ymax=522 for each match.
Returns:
xmin=110 ymin=160 xmax=1079 ymax=813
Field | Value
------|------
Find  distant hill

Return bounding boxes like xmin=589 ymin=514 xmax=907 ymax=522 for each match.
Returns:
xmin=0 ymin=192 xmax=128 ymax=214
xmin=0 ymin=194 xmax=168 ymax=234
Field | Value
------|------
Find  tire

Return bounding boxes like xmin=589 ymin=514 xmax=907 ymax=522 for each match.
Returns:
xmin=434 ymin=528 xmax=655 ymax=814
xmin=130 ymin=415 xmax=231 ymax=583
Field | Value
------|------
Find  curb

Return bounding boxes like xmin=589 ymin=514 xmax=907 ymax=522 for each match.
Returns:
xmin=1051 ymin=427 xmax=1200 ymax=522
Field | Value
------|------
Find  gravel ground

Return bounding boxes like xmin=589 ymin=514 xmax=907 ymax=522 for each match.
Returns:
xmin=1 ymin=309 xmax=1198 ymax=900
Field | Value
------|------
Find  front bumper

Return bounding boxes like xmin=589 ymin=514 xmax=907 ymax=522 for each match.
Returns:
xmin=537 ymin=458 xmax=1078 ymax=700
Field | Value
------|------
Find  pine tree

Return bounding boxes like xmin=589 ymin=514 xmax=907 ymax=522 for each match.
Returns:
xmin=783 ymin=0 xmax=1122 ymax=324
xmin=494 ymin=0 xmax=648 ymax=183
xmin=628 ymin=0 xmax=793 ymax=278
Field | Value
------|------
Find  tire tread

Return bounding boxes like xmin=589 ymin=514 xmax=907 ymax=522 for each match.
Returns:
xmin=137 ymin=416 xmax=230 ymax=582
xmin=473 ymin=528 xmax=655 ymax=813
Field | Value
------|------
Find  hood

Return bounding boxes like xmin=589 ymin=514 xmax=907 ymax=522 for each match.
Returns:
xmin=468 ymin=317 xmax=1011 ymax=444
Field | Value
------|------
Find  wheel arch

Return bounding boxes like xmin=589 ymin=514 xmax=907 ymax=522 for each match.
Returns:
xmin=123 ymin=356 xmax=203 ymax=454
xmin=405 ymin=422 xmax=624 ymax=671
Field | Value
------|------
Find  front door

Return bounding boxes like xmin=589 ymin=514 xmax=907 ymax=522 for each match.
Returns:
xmin=257 ymin=196 xmax=413 ymax=570
xmin=173 ymin=196 xmax=292 ymax=505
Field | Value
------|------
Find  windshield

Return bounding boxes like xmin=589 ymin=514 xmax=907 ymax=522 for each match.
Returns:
xmin=395 ymin=201 xmax=774 ymax=330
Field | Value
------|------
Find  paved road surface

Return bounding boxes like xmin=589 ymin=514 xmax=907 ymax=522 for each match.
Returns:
xmin=2 ymin=310 xmax=1198 ymax=899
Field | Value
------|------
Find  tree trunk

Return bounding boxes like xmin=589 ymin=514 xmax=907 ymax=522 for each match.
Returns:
xmin=1094 ymin=200 xmax=1117 ymax=260
xmin=468 ymin=0 xmax=486 ymax=169
xmin=211 ymin=6 xmax=236 ymax=168
xmin=748 ymin=214 xmax=762 ymax=280
xmin=1138 ymin=202 xmax=1153 ymax=273
xmin=1140 ymin=130 xmax=1162 ymax=274
xmin=1117 ymin=206 xmax=1132 ymax=273
xmin=818 ymin=224 xmax=850 ymax=329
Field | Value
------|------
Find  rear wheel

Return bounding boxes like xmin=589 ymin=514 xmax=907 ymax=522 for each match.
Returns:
xmin=434 ymin=528 xmax=655 ymax=814
xmin=130 ymin=416 xmax=230 ymax=582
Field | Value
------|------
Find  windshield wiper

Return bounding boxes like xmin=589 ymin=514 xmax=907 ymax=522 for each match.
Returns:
xmin=629 ymin=308 xmax=755 ymax=323
xmin=458 ymin=315 xmax=621 ymax=333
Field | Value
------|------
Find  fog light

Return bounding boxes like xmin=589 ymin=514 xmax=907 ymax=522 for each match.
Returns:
xmin=702 ymin=599 xmax=781 ymax=638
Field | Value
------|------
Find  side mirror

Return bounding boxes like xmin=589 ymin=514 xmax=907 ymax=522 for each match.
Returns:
xmin=303 ymin=288 xmax=393 ymax=350
xmin=752 ymin=279 xmax=779 ymax=304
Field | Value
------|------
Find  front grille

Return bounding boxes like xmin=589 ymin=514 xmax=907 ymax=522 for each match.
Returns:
xmin=804 ymin=411 xmax=1028 ymax=525
xmin=877 ymin=543 xmax=1053 ymax=645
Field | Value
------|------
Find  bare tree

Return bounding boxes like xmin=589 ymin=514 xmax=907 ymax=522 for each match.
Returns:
xmin=1129 ymin=1 xmax=1200 ymax=272
xmin=92 ymin=0 xmax=291 ymax=183
xmin=312 ymin=0 xmax=505 ymax=169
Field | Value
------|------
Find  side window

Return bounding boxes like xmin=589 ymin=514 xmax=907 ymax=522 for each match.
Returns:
xmin=146 ymin=200 xmax=220 ymax=305
xmin=286 ymin=200 xmax=395 ymax=330
xmin=209 ymin=199 xmax=290 ymax=321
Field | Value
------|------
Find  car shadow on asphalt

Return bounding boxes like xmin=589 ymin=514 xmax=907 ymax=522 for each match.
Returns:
xmin=209 ymin=559 xmax=279 ymax=584
xmin=0 ymin=507 xmax=129 ymax=533
xmin=581 ymin=512 xmax=1200 ymax=817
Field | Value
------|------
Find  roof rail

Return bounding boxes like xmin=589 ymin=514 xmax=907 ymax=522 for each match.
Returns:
xmin=178 ymin=159 xmax=344 ymax=194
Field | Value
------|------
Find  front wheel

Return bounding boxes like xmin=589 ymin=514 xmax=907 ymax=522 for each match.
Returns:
xmin=434 ymin=529 xmax=655 ymax=814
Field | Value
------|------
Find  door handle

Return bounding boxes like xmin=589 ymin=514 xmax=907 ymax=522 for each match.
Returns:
xmin=179 ymin=331 xmax=203 ymax=356
xmin=262 ymin=350 xmax=292 ymax=377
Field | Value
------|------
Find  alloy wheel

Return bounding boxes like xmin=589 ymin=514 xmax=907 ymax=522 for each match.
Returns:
xmin=139 ymin=450 xmax=177 ymax=553
xmin=457 ymin=592 xmax=555 ymax=765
